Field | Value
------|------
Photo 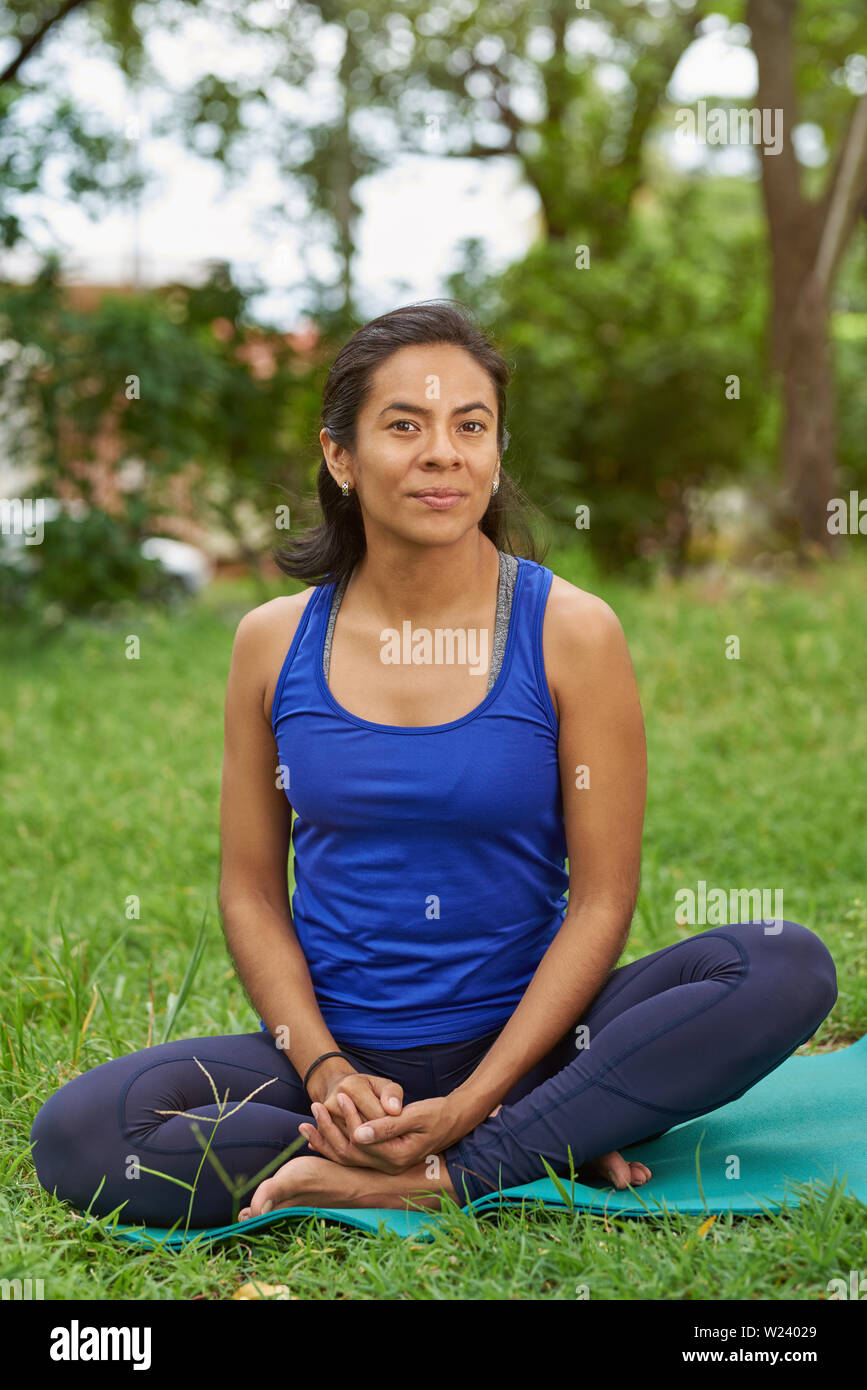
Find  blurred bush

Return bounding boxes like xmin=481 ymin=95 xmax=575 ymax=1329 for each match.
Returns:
xmin=0 ymin=505 xmax=181 ymax=623
xmin=449 ymin=180 xmax=776 ymax=577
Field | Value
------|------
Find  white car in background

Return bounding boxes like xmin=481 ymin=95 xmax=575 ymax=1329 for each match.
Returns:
xmin=138 ymin=535 xmax=213 ymax=595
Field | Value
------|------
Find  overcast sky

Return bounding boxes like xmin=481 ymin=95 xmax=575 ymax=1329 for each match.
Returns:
xmin=2 ymin=8 xmax=834 ymax=328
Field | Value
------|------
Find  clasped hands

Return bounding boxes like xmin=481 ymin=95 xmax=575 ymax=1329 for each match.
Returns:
xmin=301 ymin=1071 xmax=464 ymax=1173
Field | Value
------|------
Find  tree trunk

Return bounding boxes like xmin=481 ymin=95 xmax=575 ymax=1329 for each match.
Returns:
xmin=747 ymin=0 xmax=867 ymax=559
xmin=780 ymin=274 xmax=838 ymax=555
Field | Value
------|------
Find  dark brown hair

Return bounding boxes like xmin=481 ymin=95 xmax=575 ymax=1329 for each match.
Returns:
xmin=273 ymin=299 xmax=546 ymax=586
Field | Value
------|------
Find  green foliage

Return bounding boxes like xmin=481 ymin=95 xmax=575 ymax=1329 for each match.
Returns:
xmin=833 ymin=235 xmax=867 ymax=488
xmin=0 ymin=259 xmax=324 ymax=604
xmin=451 ymin=178 xmax=774 ymax=573
xmin=1 ymin=0 xmax=865 ymax=577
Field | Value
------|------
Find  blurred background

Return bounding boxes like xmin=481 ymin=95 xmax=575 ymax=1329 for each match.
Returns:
xmin=1 ymin=0 xmax=865 ymax=619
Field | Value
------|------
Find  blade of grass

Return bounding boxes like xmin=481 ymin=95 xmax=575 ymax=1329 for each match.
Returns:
xmin=694 ymin=1130 xmax=708 ymax=1212
xmin=71 ymin=983 xmax=100 ymax=1067
xmin=538 ymin=1154 xmax=575 ymax=1210
xmin=161 ymin=909 xmax=209 ymax=1045
xmin=94 ymin=982 xmax=122 ymax=1057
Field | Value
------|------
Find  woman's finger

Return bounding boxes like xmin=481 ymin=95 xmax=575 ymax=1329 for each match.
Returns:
xmin=310 ymin=1104 xmax=400 ymax=1172
xmin=338 ymin=1091 xmax=366 ymax=1138
xmin=299 ymin=1117 xmax=341 ymax=1163
xmin=340 ymin=1075 xmax=387 ymax=1122
xmin=311 ymin=1101 xmax=357 ymax=1159
xmin=299 ymin=1121 xmax=328 ymax=1159
xmin=321 ymin=1092 xmax=354 ymax=1141
xmin=371 ymin=1077 xmax=404 ymax=1116
xmin=351 ymin=1110 xmax=416 ymax=1145
xmin=315 ymin=1101 xmax=352 ymax=1152
xmin=314 ymin=1101 xmax=391 ymax=1168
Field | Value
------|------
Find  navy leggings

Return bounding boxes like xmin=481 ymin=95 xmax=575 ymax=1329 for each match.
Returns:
xmin=30 ymin=920 xmax=837 ymax=1225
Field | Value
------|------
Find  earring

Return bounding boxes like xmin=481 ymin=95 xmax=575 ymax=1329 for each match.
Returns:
xmin=341 ymin=481 xmax=350 ymax=496
xmin=492 ymin=475 xmax=499 ymax=495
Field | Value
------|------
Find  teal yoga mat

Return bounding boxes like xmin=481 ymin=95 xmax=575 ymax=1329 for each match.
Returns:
xmin=101 ymin=1034 xmax=867 ymax=1248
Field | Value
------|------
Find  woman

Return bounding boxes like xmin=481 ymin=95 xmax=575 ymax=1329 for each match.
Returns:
xmin=30 ymin=302 xmax=837 ymax=1228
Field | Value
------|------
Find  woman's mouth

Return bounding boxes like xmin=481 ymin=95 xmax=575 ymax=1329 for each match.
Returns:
xmin=411 ymin=492 xmax=465 ymax=510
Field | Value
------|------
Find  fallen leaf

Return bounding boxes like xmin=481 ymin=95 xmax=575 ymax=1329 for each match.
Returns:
xmin=232 ymin=1282 xmax=291 ymax=1300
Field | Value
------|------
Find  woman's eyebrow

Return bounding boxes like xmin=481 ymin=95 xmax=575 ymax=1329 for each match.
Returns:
xmin=377 ymin=400 xmax=495 ymax=419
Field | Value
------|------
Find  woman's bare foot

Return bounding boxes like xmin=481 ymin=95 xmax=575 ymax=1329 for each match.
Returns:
xmin=238 ymin=1118 xmax=652 ymax=1221
xmin=238 ymin=1155 xmax=459 ymax=1221
xmin=579 ymin=1150 xmax=652 ymax=1191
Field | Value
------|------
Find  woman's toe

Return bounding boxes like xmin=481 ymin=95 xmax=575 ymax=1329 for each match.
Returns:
xmin=245 ymin=1184 xmax=276 ymax=1218
xmin=606 ymin=1158 xmax=630 ymax=1189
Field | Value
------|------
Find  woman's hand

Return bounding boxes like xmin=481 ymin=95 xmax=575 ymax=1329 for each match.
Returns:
xmin=302 ymin=1095 xmax=654 ymax=1191
xmin=312 ymin=1070 xmax=404 ymax=1144
xmin=300 ymin=1094 xmax=456 ymax=1174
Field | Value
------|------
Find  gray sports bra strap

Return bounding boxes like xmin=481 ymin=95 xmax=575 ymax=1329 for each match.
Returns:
xmin=323 ymin=550 xmax=518 ymax=693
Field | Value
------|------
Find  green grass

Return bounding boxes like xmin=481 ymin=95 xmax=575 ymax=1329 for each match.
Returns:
xmin=1 ymin=546 xmax=865 ymax=1300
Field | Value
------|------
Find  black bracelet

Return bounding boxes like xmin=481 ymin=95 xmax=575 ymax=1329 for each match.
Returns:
xmin=302 ymin=1050 xmax=354 ymax=1092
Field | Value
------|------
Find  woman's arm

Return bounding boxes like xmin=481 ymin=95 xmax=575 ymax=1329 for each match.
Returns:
xmin=219 ymin=598 xmax=359 ymax=1105
xmin=219 ymin=598 xmax=406 ymax=1141
xmin=442 ymin=579 xmax=648 ymax=1135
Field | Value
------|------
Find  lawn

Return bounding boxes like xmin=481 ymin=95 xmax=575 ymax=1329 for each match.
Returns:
xmin=1 ymin=544 xmax=865 ymax=1300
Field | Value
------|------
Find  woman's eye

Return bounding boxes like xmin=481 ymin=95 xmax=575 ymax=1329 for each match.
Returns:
xmin=389 ymin=420 xmax=486 ymax=433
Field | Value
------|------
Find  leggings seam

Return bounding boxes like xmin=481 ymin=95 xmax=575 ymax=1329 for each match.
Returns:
xmin=117 ymin=1053 xmax=297 ymax=1139
xmin=589 ymin=924 xmax=752 ymax=1019
xmin=586 ymin=1078 xmax=704 ymax=1118
xmin=587 ymin=934 xmax=697 ymax=1016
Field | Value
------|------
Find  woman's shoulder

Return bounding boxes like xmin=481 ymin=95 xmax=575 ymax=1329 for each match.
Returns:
xmin=539 ymin=572 xmax=639 ymax=733
xmin=230 ymin=586 xmax=321 ymax=712
xmin=237 ymin=586 xmax=319 ymax=641
xmin=535 ymin=564 xmax=623 ymax=644
xmin=540 ymin=569 xmax=631 ymax=715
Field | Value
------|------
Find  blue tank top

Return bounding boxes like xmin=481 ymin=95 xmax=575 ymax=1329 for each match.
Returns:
xmin=265 ymin=554 xmax=569 ymax=1048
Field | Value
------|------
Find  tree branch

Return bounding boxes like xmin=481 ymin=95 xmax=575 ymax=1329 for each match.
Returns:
xmin=813 ymin=92 xmax=867 ymax=291
xmin=620 ymin=11 xmax=701 ymax=203
xmin=745 ymin=0 xmax=805 ymax=244
xmin=0 ymin=0 xmax=91 ymax=85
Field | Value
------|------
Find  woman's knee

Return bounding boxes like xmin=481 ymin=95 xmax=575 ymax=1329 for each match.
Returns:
xmin=30 ymin=1069 xmax=114 ymax=1207
xmin=756 ymin=919 xmax=837 ymax=1028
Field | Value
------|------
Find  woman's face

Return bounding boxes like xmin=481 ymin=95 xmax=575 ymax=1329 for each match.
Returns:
xmin=322 ymin=342 xmax=500 ymax=547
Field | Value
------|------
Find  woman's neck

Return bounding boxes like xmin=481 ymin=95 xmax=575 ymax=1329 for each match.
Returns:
xmin=345 ymin=532 xmax=500 ymax=628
